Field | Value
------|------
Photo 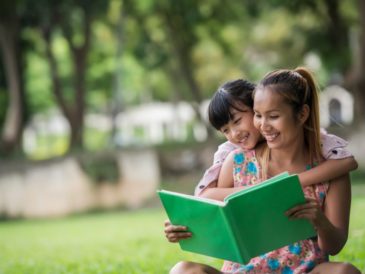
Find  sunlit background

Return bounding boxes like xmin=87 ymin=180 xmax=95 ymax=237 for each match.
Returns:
xmin=0 ymin=0 xmax=364 ymax=273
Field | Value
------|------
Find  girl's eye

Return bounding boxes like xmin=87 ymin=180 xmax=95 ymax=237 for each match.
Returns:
xmin=270 ymin=115 xmax=279 ymax=119
xmin=233 ymin=118 xmax=241 ymax=124
xmin=254 ymin=113 xmax=261 ymax=118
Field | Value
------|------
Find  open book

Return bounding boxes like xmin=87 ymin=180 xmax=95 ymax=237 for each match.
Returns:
xmin=158 ymin=172 xmax=316 ymax=264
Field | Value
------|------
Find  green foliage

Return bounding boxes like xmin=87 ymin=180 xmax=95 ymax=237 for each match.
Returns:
xmin=24 ymin=50 xmax=55 ymax=113
xmin=1 ymin=0 xmax=364 ymax=156
xmin=83 ymin=128 xmax=110 ymax=151
xmin=27 ymin=135 xmax=69 ymax=160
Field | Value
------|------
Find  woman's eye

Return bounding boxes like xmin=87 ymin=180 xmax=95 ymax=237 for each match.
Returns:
xmin=270 ymin=115 xmax=279 ymax=119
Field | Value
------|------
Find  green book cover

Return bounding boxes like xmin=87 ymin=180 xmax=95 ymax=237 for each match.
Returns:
xmin=157 ymin=172 xmax=316 ymax=264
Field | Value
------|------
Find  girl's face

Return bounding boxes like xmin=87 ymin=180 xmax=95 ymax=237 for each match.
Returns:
xmin=220 ymin=104 xmax=262 ymax=150
xmin=253 ymin=87 xmax=304 ymax=150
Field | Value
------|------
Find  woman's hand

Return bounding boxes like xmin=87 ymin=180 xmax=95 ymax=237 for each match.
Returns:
xmin=164 ymin=220 xmax=192 ymax=243
xmin=285 ymin=198 xmax=329 ymax=231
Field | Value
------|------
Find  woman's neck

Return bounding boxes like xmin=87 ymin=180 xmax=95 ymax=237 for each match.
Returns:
xmin=268 ymin=140 xmax=309 ymax=175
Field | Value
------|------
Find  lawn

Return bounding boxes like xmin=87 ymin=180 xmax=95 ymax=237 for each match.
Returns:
xmin=0 ymin=186 xmax=364 ymax=273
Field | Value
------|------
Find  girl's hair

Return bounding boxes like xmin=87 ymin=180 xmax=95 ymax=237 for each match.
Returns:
xmin=208 ymin=79 xmax=256 ymax=130
xmin=255 ymin=67 xmax=322 ymax=179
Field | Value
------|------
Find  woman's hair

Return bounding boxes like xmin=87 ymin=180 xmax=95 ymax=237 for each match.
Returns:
xmin=255 ymin=67 xmax=322 ymax=179
xmin=208 ymin=79 xmax=256 ymax=130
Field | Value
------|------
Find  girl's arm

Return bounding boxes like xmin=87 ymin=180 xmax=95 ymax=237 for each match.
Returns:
xmin=194 ymin=142 xmax=236 ymax=196
xmin=200 ymin=151 xmax=243 ymax=201
xmin=286 ymin=174 xmax=351 ymax=255
xmin=298 ymin=157 xmax=357 ymax=187
xmin=217 ymin=151 xmax=235 ymax=188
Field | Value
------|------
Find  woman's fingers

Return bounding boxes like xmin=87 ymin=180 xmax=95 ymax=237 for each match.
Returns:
xmin=166 ymin=232 xmax=192 ymax=242
xmin=164 ymin=224 xmax=188 ymax=233
xmin=164 ymin=219 xmax=192 ymax=242
xmin=285 ymin=205 xmax=315 ymax=217
xmin=285 ymin=199 xmax=319 ymax=217
xmin=288 ymin=208 xmax=319 ymax=220
xmin=164 ymin=219 xmax=188 ymax=232
xmin=285 ymin=200 xmax=326 ymax=231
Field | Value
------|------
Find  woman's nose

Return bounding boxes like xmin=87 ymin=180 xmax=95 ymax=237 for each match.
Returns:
xmin=261 ymin=118 xmax=270 ymax=130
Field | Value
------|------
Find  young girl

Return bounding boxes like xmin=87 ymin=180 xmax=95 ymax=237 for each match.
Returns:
xmin=194 ymin=79 xmax=357 ymax=201
xmin=165 ymin=71 xmax=360 ymax=273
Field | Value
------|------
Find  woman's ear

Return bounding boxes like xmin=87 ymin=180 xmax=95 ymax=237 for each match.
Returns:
xmin=298 ymin=104 xmax=310 ymax=124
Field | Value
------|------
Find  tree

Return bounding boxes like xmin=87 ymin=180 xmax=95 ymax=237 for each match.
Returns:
xmin=124 ymin=0 xmax=248 ymax=133
xmin=28 ymin=0 xmax=108 ymax=150
xmin=0 ymin=1 xmax=27 ymax=155
xmin=246 ymin=0 xmax=364 ymax=126
xmin=352 ymin=0 xmax=365 ymax=127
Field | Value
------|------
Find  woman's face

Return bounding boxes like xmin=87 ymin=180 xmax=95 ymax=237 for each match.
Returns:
xmin=253 ymin=87 xmax=304 ymax=150
xmin=220 ymin=103 xmax=262 ymax=150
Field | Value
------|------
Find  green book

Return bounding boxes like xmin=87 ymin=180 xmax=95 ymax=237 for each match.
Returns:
xmin=157 ymin=172 xmax=316 ymax=264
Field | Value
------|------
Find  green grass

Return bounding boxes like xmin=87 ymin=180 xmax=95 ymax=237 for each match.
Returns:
xmin=0 ymin=209 xmax=221 ymax=274
xmin=0 ymin=186 xmax=364 ymax=273
xmin=332 ymin=195 xmax=365 ymax=271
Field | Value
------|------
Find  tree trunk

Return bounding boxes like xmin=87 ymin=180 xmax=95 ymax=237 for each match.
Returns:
xmin=43 ymin=28 xmax=71 ymax=122
xmin=63 ymin=9 xmax=91 ymax=149
xmin=0 ymin=20 xmax=24 ymax=154
xmin=324 ymin=0 xmax=348 ymax=53
xmin=69 ymin=48 xmax=87 ymax=148
xmin=43 ymin=6 xmax=92 ymax=150
xmin=352 ymin=0 xmax=365 ymax=127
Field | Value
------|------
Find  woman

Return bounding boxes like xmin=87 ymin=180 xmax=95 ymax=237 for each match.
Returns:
xmin=167 ymin=68 xmax=360 ymax=273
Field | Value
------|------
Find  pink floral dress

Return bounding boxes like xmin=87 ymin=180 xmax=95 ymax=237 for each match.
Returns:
xmin=194 ymin=130 xmax=350 ymax=196
xmin=221 ymin=149 xmax=329 ymax=274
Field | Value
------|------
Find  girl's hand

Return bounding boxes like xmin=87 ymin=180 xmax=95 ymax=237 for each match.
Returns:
xmin=285 ymin=198 xmax=328 ymax=231
xmin=164 ymin=220 xmax=192 ymax=243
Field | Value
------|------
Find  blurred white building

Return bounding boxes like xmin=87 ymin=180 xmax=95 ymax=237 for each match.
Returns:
xmin=23 ymin=87 xmax=355 ymax=153
xmin=319 ymin=85 xmax=354 ymax=128
xmin=22 ymin=101 xmax=210 ymax=153
xmin=113 ymin=101 xmax=208 ymax=146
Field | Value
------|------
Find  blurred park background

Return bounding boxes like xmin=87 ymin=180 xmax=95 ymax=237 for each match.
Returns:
xmin=0 ymin=0 xmax=364 ymax=273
